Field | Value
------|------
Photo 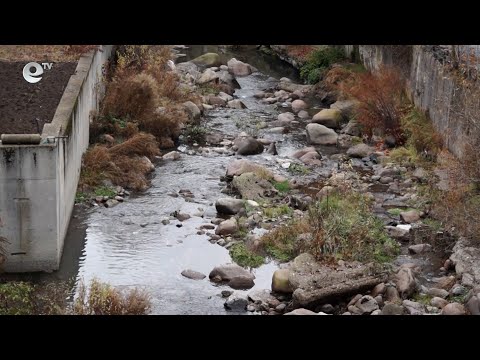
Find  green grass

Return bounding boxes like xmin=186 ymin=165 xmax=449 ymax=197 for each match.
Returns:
xmin=300 ymin=46 xmax=346 ymax=84
xmin=94 ymin=186 xmax=117 ymax=197
xmin=272 ymin=180 xmax=290 ymax=193
xmin=413 ymin=293 xmax=432 ymax=306
xmin=75 ymin=191 xmax=89 ymax=203
xmin=229 ymin=243 xmax=265 ymax=268
xmin=387 ymin=207 xmax=416 ymax=216
xmin=263 ymin=204 xmax=293 ymax=219
xmin=423 ymin=218 xmax=443 ymax=231
xmin=288 ymin=163 xmax=310 ymax=175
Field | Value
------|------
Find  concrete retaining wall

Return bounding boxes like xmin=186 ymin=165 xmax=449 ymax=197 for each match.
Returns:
xmin=0 ymin=45 xmax=114 ymax=272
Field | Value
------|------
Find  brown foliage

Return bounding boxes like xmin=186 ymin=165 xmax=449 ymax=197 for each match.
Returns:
xmin=108 ymin=132 xmax=159 ymax=159
xmin=73 ymin=278 xmax=151 ymax=315
xmin=341 ymin=66 xmax=406 ymax=141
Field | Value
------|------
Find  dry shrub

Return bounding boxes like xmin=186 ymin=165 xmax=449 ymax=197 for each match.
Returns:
xmin=401 ymin=107 xmax=443 ymax=157
xmin=342 ymin=66 xmax=406 ymax=142
xmin=323 ymin=66 xmax=357 ymax=91
xmin=72 ymin=278 xmax=151 ymax=315
xmin=80 ymin=133 xmax=158 ymax=191
xmin=115 ymin=45 xmax=172 ymax=80
xmin=158 ymin=136 xmax=175 ymax=149
xmin=64 ymin=45 xmax=99 ymax=56
xmin=137 ymin=106 xmax=188 ymax=141
xmin=102 ymin=73 xmax=159 ymax=120
xmin=108 ymin=132 xmax=159 ymax=159
xmin=431 ymin=145 xmax=480 ymax=242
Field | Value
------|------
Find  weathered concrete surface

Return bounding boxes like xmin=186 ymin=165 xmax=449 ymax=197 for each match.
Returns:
xmin=0 ymin=46 xmax=114 ymax=272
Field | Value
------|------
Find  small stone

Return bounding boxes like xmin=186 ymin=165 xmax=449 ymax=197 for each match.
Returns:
xmin=408 ymin=243 xmax=432 ymax=254
xmin=105 ymin=199 xmax=119 ymax=208
xmin=371 ymin=283 xmax=386 ymax=297
xmin=275 ymin=303 xmax=287 ymax=312
xmin=451 ymin=284 xmax=467 ymax=296
xmin=348 ymin=294 xmax=363 ymax=307
xmin=371 ymin=310 xmax=382 ymax=315
xmin=347 ymin=305 xmax=363 ymax=315
xmin=114 ymin=196 xmax=124 ymax=202
xmin=385 ymin=286 xmax=401 ymax=303
xmin=379 ymin=176 xmax=393 ymax=184
xmin=355 ymin=295 xmax=379 ymax=314
xmin=400 ymin=209 xmax=421 ymax=223
xmin=247 ymin=304 xmax=256 ymax=312
xmin=466 ymin=295 xmax=480 ymax=315
xmin=403 ymin=300 xmax=425 ymax=315
xmin=161 ymin=219 xmax=170 ymax=225
xmin=181 ymin=269 xmax=206 ymax=280
xmin=374 ymin=295 xmax=384 ymax=307
xmin=176 ymin=213 xmax=191 ymax=221
xmin=140 ymin=222 xmax=148 ymax=228
xmin=221 ymin=290 xmax=233 ymax=298
xmin=284 ymin=308 xmax=318 ymax=315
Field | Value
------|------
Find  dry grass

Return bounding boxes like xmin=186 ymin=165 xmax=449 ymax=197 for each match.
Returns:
xmin=80 ymin=133 xmax=159 ymax=191
xmin=72 ymin=278 xmax=151 ymax=315
xmin=341 ymin=66 xmax=407 ymax=142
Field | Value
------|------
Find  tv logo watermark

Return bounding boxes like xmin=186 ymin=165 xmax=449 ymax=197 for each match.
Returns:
xmin=23 ymin=62 xmax=53 ymax=83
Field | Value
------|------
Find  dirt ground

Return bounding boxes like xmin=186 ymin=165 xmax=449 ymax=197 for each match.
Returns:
xmin=0 ymin=61 xmax=78 ymax=135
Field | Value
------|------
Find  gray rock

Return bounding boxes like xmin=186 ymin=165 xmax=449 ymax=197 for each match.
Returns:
xmin=235 ymin=136 xmax=264 ymax=155
xmin=278 ymin=112 xmax=295 ymax=123
xmin=267 ymin=142 xmax=278 ymax=155
xmin=342 ymin=312 xmax=352 ymax=315
xmin=284 ymin=308 xmax=319 ymax=315
xmin=227 ymin=58 xmax=252 ymax=76
xmin=292 ymin=146 xmax=317 ymax=159
xmin=306 ymin=123 xmax=338 ymax=145
xmin=355 ymin=295 xmax=379 ymax=314
xmin=395 ymin=268 xmax=416 ymax=298
xmin=221 ymin=290 xmax=233 ymax=297
xmin=163 ymin=151 xmax=181 ymax=161
xmin=298 ymin=110 xmax=310 ymax=119
xmin=466 ymin=295 xmax=480 ymax=315
xmin=215 ymin=198 xmax=245 ymax=215
xmin=232 ymin=172 xmax=276 ymax=201
xmin=183 ymin=101 xmax=201 ymax=121
xmin=176 ymin=213 xmax=191 ymax=222
xmin=342 ymin=119 xmax=362 ymax=137
xmin=320 ymin=304 xmax=335 ymax=314
xmin=272 ymin=269 xmax=293 ymax=293
xmin=181 ymin=269 xmax=206 ymax=280
xmin=291 ymin=99 xmax=307 ymax=112
xmin=347 ymin=144 xmax=375 ymax=158
xmin=105 ymin=199 xmax=119 ymax=208
xmin=330 ymin=100 xmax=358 ymax=120
xmin=228 ymin=99 xmax=247 ymax=109
xmin=371 ymin=283 xmax=386 ymax=297
xmin=254 ymin=91 xmax=266 ymax=98
xmin=385 ymin=226 xmax=410 ymax=240
xmin=403 ymin=300 xmax=425 ymax=315
xmin=374 ymin=295 xmax=384 ymax=307
xmin=441 ymin=303 xmax=466 ymax=315
xmin=450 ymin=237 xmax=480 ymax=288
xmin=224 ymin=292 xmax=248 ymax=311
xmin=247 ymin=304 xmax=256 ymax=312
xmin=276 ymin=303 xmax=287 ymax=312
xmin=451 ymin=284 xmax=467 ymax=296
xmin=311 ymin=109 xmax=342 ymax=129
xmin=400 ymin=209 xmax=421 ymax=223
xmin=348 ymin=294 xmax=363 ymax=307
xmin=408 ymin=243 xmax=432 ymax=254
xmin=218 ymin=91 xmax=233 ymax=102
xmin=348 ymin=305 xmax=363 ymax=315
xmin=210 ymin=264 xmax=255 ymax=289
xmin=226 ymin=159 xmax=273 ymax=178
xmin=197 ymin=68 xmax=218 ymax=84
xmin=208 ymin=96 xmax=227 ymax=106
xmin=215 ymin=218 xmax=238 ymax=236
xmin=462 ymin=273 xmax=475 ymax=287
xmin=381 ymin=303 xmax=405 ymax=315
xmin=430 ymin=297 xmax=449 ymax=309
xmin=412 ymin=167 xmax=428 ymax=182
xmin=191 ymin=52 xmax=222 ymax=67
xmin=427 ymin=288 xmax=449 ymax=299
xmin=379 ymin=176 xmax=394 ymax=184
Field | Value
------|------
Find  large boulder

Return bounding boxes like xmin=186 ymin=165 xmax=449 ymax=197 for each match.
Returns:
xmin=306 ymin=123 xmax=338 ymax=145
xmin=226 ymin=159 xmax=273 ymax=178
xmin=342 ymin=119 xmax=362 ymax=137
xmin=224 ymin=292 xmax=248 ymax=311
xmin=215 ymin=198 xmax=245 ymax=215
xmin=209 ymin=264 xmax=255 ymax=290
xmin=234 ymin=136 xmax=264 ymax=156
xmin=191 ymin=52 xmax=222 ymax=67
xmin=232 ymin=172 xmax=276 ymax=201
xmin=346 ymin=143 xmax=375 ymax=158
xmin=215 ymin=218 xmax=238 ymax=236
xmin=330 ymin=100 xmax=359 ymax=120
xmin=227 ymin=58 xmax=252 ymax=76
xmin=311 ymin=109 xmax=342 ymax=129
xmin=197 ymin=68 xmax=218 ymax=84
xmin=272 ymin=269 xmax=293 ymax=294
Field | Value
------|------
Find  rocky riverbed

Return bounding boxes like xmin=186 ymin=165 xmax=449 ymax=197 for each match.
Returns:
xmin=63 ymin=45 xmax=480 ymax=315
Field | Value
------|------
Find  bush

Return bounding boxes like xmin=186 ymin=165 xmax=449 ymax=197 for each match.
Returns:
xmin=342 ymin=66 xmax=406 ymax=142
xmin=72 ymin=278 xmax=151 ymax=315
xmin=184 ymin=125 xmax=208 ymax=144
xmin=300 ymin=47 xmax=345 ymax=84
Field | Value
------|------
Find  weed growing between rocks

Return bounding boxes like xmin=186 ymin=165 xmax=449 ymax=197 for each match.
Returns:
xmin=259 ymin=189 xmax=399 ymax=264
xmin=229 ymin=243 xmax=265 ymax=268
xmin=300 ymin=46 xmax=346 ymax=84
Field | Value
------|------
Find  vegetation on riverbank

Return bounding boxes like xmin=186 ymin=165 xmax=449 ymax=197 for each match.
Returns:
xmin=258 ymin=189 xmax=399 ymax=264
